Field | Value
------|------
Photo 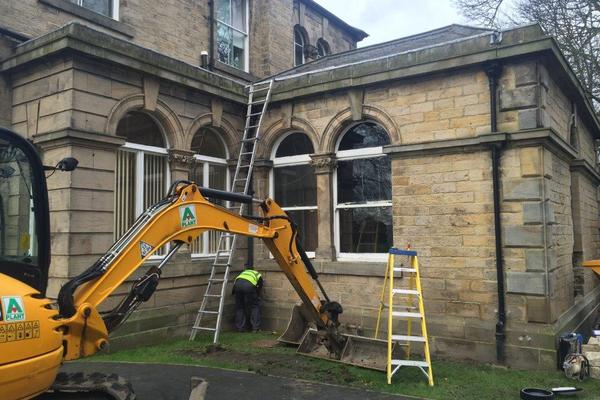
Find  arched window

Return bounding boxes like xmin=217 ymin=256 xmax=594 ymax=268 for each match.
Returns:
xmin=294 ymin=26 xmax=306 ymax=66
xmin=115 ymin=111 xmax=169 ymax=255
xmin=271 ymin=132 xmax=317 ymax=254
xmin=334 ymin=122 xmax=392 ymax=260
xmin=316 ymin=38 xmax=330 ymax=58
xmin=189 ymin=127 xmax=229 ymax=256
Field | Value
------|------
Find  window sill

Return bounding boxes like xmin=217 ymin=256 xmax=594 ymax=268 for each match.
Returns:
xmin=257 ymin=258 xmax=387 ymax=277
xmin=213 ymin=60 xmax=255 ymax=82
xmin=39 ymin=0 xmax=134 ymax=37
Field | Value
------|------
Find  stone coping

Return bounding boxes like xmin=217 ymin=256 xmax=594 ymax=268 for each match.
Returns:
xmin=0 ymin=22 xmax=248 ymax=104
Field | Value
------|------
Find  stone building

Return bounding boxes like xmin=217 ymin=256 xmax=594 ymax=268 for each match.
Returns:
xmin=1 ymin=0 xmax=599 ymax=369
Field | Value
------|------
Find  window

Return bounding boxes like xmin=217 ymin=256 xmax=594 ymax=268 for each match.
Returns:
xmin=114 ymin=112 xmax=169 ymax=255
xmin=216 ymin=0 xmax=249 ymax=71
xmin=271 ymin=133 xmax=317 ymax=255
xmin=294 ymin=26 xmax=306 ymax=66
xmin=68 ymin=0 xmax=119 ymax=19
xmin=189 ymin=128 xmax=229 ymax=257
xmin=316 ymin=38 xmax=330 ymax=58
xmin=334 ymin=122 xmax=392 ymax=260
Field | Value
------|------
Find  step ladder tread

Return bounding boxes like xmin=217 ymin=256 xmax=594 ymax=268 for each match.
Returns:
xmin=391 ymin=334 xmax=426 ymax=342
xmin=391 ymin=360 xmax=430 ymax=367
xmin=198 ymin=310 xmax=219 ymax=314
xmin=394 ymin=268 xmax=417 ymax=273
xmin=392 ymin=311 xmax=422 ymax=318
xmin=191 ymin=326 xmax=216 ymax=331
xmin=392 ymin=289 xmax=420 ymax=295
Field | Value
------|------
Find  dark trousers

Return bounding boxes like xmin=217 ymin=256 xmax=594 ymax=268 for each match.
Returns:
xmin=234 ymin=279 xmax=261 ymax=331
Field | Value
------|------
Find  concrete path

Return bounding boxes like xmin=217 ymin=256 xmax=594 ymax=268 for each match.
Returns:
xmin=46 ymin=361 xmax=414 ymax=400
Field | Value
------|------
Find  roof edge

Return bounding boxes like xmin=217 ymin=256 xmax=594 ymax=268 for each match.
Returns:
xmin=301 ymin=0 xmax=368 ymax=41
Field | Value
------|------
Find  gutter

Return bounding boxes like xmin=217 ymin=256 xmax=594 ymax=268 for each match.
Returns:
xmin=484 ymin=61 xmax=506 ymax=364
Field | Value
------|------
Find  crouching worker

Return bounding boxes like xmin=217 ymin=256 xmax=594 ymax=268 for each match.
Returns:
xmin=233 ymin=266 xmax=263 ymax=332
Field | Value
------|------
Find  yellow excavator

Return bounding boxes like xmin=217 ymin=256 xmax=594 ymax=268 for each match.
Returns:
xmin=0 ymin=127 xmax=388 ymax=399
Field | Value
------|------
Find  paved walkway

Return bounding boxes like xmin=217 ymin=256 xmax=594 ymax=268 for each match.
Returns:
xmin=48 ymin=361 xmax=415 ymax=400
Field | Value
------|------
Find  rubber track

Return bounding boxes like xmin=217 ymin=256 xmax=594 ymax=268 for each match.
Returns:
xmin=47 ymin=372 xmax=136 ymax=400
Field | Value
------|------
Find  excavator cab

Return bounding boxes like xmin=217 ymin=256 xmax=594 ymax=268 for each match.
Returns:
xmin=0 ymin=127 xmax=50 ymax=295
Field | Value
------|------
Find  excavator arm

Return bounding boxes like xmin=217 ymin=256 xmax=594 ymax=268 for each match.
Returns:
xmin=57 ymin=181 xmax=344 ymax=361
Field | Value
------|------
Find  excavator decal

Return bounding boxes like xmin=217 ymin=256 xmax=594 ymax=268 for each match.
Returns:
xmin=2 ymin=296 xmax=25 ymax=321
xmin=179 ymin=205 xmax=197 ymax=227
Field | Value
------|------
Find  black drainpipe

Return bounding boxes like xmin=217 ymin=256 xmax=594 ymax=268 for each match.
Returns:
xmin=485 ymin=62 xmax=506 ymax=364
xmin=208 ymin=0 xmax=215 ymax=71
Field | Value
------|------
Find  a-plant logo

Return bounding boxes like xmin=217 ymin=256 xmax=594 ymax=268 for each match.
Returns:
xmin=2 ymin=296 xmax=26 ymax=321
xmin=179 ymin=205 xmax=197 ymax=228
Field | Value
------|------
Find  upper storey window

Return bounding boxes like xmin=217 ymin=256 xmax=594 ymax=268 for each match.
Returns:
xmin=68 ymin=0 xmax=118 ymax=19
xmin=294 ymin=26 xmax=306 ymax=66
xmin=216 ymin=0 xmax=249 ymax=71
xmin=316 ymin=38 xmax=330 ymax=58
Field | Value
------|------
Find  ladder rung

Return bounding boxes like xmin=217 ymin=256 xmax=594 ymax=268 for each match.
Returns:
xmin=392 ymin=311 xmax=422 ymax=318
xmin=199 ymin=310 xmax=219 ymax=314
xmin=246 ymin=124 xmax=260 ymax=129
xmin=393 ymin=289 xmax=420 ymax=295
xmin=192 ymin=327 xmax=216 ymax=331
xmin=204 ymin=294 xmax=222 ymax=298
xmin=391 ymin=335 xmax=426 ymax=342
xmin=212 ymin=263 xmax=229 ymax=267
xmin=250 ymin=100 xmax=265 ymax=105
xmin=240 ymin=152 xmax=253 ymax=156
xmin=394 ymin=268 xmax=416 ymax=273
xmin=220 ymin=233 xmax=236 ymax=238
xmin=391 ymin=360 xmax=430 ymax=367
xmin=251 ymin=86 xmax=270 ymax=92
xmin=209 ymin=278 xmax=226 ymax=283
xmin=247 ymin=112 xmax=262 ymax=117
xmin=241 ymin=137 xmax=258 ymax=143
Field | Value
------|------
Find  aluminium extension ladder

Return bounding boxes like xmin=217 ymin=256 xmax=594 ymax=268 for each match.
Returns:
xmin=189 ymin=80 xmax=274 ymax=343
xmin=375 ymin=248 xmax=434 ymax=386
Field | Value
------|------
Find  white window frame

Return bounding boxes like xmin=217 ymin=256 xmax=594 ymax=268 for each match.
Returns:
xmin=333 ymin=128 xmax=392 ymax=262
xmin=294 ymin=26 xmax=305 ymax=66
xmin=216 ymin=0 xmax=250 ymax=72
xmin=190 ymin=133 xmax=230 ymax=259
xmin=70 ymin=0 xmax=120 ymax=20
xmin=119 ymin=141 xmax=170 ymax=260
xmin=269 ymin=132 xmax=317 ymax=258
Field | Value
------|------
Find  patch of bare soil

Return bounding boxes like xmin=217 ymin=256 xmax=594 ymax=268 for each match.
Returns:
xmin=251 ymin=339 xmax=279 ymax=348
xmin=177 ymin=343 xmax=358 ymax=384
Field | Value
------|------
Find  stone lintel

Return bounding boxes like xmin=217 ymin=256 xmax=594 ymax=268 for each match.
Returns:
xmin=309 ymin=153 xmax=336 ymax=174
xmin=506 ymin=271 xmax=546 ymax=295
xmin=253 ymin=159 xmax=274 ymax=170
xmin=33 ymin=129 xmax=125 ymax=150
xmin=347 ymin=89 xmax=363 ymax=121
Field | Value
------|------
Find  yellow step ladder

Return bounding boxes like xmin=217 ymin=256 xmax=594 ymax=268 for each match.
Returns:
xmin=375 ymin=248 xmax=434 ymax=386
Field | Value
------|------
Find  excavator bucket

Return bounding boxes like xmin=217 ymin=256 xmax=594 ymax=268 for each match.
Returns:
xmin=296 ymin=329 xmax=400 ymax=371
xmin=277 ymin=304 xmax=312 ymax=345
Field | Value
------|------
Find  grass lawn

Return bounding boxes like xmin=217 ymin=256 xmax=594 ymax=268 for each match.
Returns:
xmin=88 ymin=331 xmax=600 ymax=400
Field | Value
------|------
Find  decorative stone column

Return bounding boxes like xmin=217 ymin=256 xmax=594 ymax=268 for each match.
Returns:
xmin=252 ymin=160 xmax=273 ymax=261
xmin=168 ymin=149 xmax=194 ymax=182
xmin=310 ymin=153 xmax=337 ymax=260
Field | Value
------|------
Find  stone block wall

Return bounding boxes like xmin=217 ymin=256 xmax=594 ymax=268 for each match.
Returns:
xmin=1 ymin=0 xmax=360 ymax=79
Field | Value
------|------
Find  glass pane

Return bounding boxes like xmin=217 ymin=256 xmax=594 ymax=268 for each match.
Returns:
xmin=215 ymin=0 xmax=230 ymax=23
xmin=116 ymin=112 xmax=165 ymax=147
xmin=144 ymin=154 xmax=167 ymax=255
xmin=82 ymin=0 xmax=111 ymax=16
xmin=274 ymin=165 xmax=316 ymax=207
xmin=339 ymin=207 xmax=392 ymax=253
xmin=189 ymin=162 xmax=204 ymax=187
xmin=0 ymin=141 xmax=36 ymax=260
xmin=217 ymin=23 xmax=233 ymax=65
xmin=114 ymin=150 xmax=136 ymax=240
xmin=337 ymin=157 xmax=391 ymax=203
xmin=338 ymin=122 xmax=390 ymax=150
xmin=286 ymin=209 xmax=317 ymax=253
xmin=232 ymin=30 xmax=246 ymax=69
xmin=295 ymin=43 xmax=304 ymax=66
xmin=191 ymin=128 xmax=227 ymax=159
xmin=231 ymin=0 xmax=246 ymax=31
xmin=275 ymin=133 xmax=314 ymax=157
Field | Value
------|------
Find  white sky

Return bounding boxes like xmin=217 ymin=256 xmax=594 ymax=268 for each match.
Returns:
xmin=315 ymin=0 xmax=465 ymax=47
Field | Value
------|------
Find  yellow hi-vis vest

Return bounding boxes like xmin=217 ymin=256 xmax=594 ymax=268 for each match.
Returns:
xmin=235 ymin=269 xmax=261 ymax=286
